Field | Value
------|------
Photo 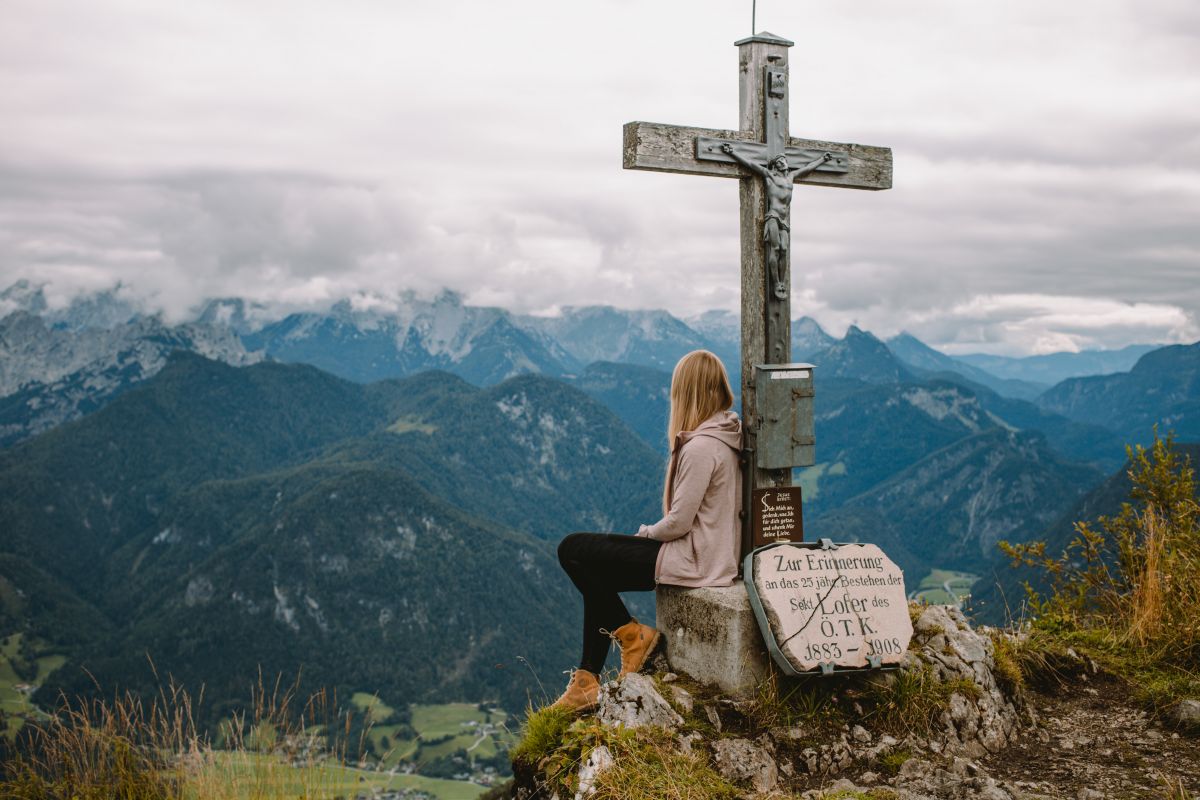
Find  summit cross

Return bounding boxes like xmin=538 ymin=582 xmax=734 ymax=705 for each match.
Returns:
xmin=622 ymin=32 xmax=892 ymax=560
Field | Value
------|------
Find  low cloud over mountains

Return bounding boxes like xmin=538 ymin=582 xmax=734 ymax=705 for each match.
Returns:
xmin=2 ymin=1 xmax=1198 ymax=355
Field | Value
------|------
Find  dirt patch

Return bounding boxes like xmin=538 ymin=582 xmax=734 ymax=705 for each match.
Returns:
xmin=981 ymin=672 xmax=1198 ymax=798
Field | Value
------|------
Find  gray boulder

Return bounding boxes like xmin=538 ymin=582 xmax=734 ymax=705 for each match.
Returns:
xmin=1168 ymin=699 xmax=1200 ymax=730
xmin=596 ymin=673 xmax=683 ymax=730
xmin=710 ymin=737 xmax=778 ymax=792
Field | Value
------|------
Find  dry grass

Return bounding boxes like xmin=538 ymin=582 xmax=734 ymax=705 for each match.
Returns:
xmin=1156 ymin=771 xmax=1195 ymax=800
xmin=3 ymin=681 xmax=196 ymax=799
xmin=1127 ymin=506 xmax=1169 ymax=647
xmin=0 ymin=672 xmax=375 ymax=800
xmin=987 ymin=630 xmax=1026 ymax=697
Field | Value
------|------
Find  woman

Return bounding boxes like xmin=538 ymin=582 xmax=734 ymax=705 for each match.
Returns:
xmin=552 ymin=350 xmax=742 ymax=712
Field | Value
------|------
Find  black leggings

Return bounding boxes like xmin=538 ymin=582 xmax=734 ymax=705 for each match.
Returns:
xmin=557 ymin=532 xmax=662 ymax=674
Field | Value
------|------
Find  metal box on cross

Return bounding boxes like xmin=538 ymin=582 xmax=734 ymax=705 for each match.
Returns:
xmin=754 ymin=363 xmax=815 ymax=470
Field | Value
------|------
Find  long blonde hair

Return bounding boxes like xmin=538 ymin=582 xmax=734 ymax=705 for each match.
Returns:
xmin=663 ymin=350 xmax=735 ymax=512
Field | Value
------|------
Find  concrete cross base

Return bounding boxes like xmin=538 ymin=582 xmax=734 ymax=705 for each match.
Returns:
xmin=655 ymin=580 xmax=771 ymax=697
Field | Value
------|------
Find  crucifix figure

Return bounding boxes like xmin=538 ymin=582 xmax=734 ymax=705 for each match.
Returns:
xmin=721 ymin=144 xmax=834 ymax=298
xmin=622 ymin=31 xmax=892 ymax=561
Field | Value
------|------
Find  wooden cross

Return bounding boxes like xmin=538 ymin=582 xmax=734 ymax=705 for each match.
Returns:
xmin=622 ymin=32 xmax=892 ymax=561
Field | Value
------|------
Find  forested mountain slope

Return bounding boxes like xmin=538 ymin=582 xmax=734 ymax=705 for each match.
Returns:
xmin=0 ymin=353 xmax=663 ymax=719
xmin=1037 ymin=342 xmax=1200 ymax=446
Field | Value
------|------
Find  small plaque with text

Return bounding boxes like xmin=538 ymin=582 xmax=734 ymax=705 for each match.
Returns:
xmin=752 ymin=487 xmax=804 ymax=549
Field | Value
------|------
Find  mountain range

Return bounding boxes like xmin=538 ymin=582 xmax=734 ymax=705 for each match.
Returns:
xmin=958 ymin=344 xmax=1159 ymax=387
xmin=3 ymin=280 xmax=1189 ymax=454
xmin=1 ymin=353 xmax=663 ymax=718
xmin=0 ymin=309 xmax=258 ymax=446
xmin=1036 ymin=342 xmax=1200 ymax=448
xmin=1 ymin=348 xmax=1113 ymax=723
xmin=1 ymin=280 xmax=1197 ymax=720
xmin=886 ymin=333 xmax=1047 ymax=399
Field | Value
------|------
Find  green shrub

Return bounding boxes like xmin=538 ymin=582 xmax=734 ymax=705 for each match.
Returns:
xmin=999 ymin=431 xmax=1200 ymax=710
xmin=1001 ymin=432 xmax=1199 ymax=665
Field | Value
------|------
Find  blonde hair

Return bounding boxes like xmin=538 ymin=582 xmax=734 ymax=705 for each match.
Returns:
xmin=663 ymin=350 xmax=735 ymax=512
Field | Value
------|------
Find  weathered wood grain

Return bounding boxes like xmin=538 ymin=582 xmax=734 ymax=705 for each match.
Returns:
xmin=623 ymin=120 xmax=892 ymax=191
xmin=737 ymin=37 xmax=787 ymax=564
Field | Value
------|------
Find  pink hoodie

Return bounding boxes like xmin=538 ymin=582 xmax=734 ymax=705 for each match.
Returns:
xmin=636 ymin=410 xmax=743 ymax=587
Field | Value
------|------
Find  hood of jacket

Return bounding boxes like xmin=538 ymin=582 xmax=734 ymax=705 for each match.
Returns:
xmin=677 ymin=409 xmax=743 ymax=453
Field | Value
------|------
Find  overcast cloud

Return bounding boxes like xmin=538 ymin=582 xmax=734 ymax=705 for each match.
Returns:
xmin=1 ymin=0 xmax=1198 ymax=355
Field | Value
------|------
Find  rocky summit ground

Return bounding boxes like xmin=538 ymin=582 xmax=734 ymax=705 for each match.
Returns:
xmin=505 ymin=605 xmax=1200 ymax=800
xmin=819 ymin=669 xmax=1200 ymax=799
xmin=979 ymin=671 xmax=1199 ymax=799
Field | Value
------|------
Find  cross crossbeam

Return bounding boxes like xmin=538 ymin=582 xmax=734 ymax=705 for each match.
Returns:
xmin=623 ymin=121 xmax=891 ymax=190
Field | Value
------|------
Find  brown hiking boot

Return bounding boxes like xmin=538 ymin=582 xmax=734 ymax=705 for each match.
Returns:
xmin=613 ymin=618 xmax=661 ymax=677
xmin=550 ymin=669 xmax=600 ymax=713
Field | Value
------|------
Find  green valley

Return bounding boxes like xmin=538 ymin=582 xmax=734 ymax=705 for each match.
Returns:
xmin=910 ymin=569 xmax=978 ymax=606
xmin=0 ymin=635 xmax=63 ymax=737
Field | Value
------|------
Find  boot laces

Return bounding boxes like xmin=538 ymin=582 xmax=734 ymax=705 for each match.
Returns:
xmin=554 ymin=668 xmax=590 ymax=706
xmin=598 ymin=627 xmax=622 ymax=656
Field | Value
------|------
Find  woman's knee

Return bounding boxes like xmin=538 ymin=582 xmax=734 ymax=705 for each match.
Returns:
xmin=558 ymin=532 xmax=588 ymax=566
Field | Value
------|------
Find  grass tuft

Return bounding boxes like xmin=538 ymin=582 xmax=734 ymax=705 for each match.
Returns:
xmin=877 ymin=748 xmax=912 ymax=775
xmin=907 ymin=601 xmax=926 ymax=627
xmin=742 ymin=671 xmax=845 ymax=736
xmin=511 ymin=702 xmax=738 ymax=800
xmin=2 ymin=682 xmax=197 ymax=800
xmin=509 ymin=703 xmax=574 ymax=769
xmin=988 ymin=630 xmax=1026 ymax=697
xmin=589 ymin=727 xmax=738 ymax=800
xmin=862 ymin=664 xmax=979 ymax=735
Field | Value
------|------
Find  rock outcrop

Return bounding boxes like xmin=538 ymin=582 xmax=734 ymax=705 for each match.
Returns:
xmin=595 ymin=673 xmax=683 ymax=730
xmin=510 ymin=605 xmax=1039 ymax=800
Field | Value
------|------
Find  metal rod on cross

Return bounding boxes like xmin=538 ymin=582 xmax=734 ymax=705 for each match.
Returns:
xmin=622 ymin=32 xmax=893 ymax=567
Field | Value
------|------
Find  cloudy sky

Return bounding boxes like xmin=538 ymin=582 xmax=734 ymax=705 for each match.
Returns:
xmin=2 ymin=0 xmax=1198 ymax=355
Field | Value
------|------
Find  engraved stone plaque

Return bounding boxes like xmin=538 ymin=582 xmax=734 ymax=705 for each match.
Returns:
xmin=744 ymin=542 xmax=912 ymax=674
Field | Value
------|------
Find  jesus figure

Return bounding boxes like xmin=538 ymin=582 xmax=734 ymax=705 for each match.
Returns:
xmin=721 ymin=144 xmax=833 ymax=298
